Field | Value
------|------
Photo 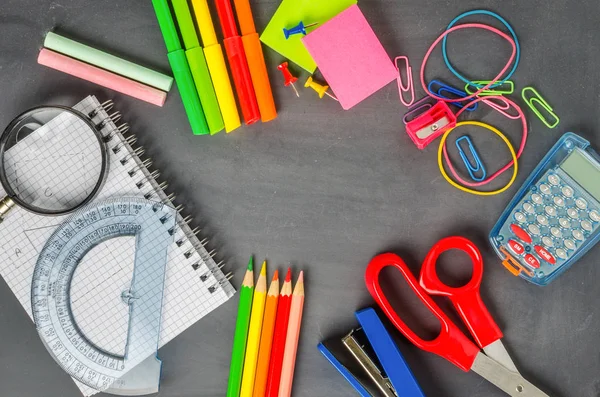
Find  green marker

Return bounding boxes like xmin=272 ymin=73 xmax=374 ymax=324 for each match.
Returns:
xmin=226 ymin=256 xmax=254 ymax=397
xmin=151 ymin=0 xmax=209 ymax=135
xmin=172 ymin=0 xmax=224 ymax=135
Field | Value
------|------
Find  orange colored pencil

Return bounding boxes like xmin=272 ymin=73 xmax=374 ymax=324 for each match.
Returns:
xmin=252 ymin=271 xmax=280 ymax=397
xmin=265 ymin=268 xmax=292 ymax=397
xmin=278 ymin=271 xmax=305 ymax=397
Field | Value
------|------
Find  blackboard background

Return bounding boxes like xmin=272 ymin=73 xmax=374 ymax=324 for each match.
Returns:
xmin=1 ymin=0 xmax=599 ymax=396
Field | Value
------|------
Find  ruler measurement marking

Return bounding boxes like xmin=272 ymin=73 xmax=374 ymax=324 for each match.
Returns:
xmin=32 ymin=198 xmax=175 ymax=391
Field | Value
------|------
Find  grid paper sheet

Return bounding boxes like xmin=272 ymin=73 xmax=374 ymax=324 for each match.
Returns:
xmin=0 ymin=96 xmax=235 ymax=396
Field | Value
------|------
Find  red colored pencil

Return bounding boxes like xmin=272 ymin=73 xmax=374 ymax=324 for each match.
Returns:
xmin=264 ymin=268 xmax=293 ymax=397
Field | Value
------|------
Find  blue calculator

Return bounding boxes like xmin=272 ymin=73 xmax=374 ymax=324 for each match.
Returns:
xmin=490 ymin=133 xmax=600 ymax=286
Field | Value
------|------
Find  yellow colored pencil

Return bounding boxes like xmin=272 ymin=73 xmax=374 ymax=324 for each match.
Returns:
xmin=240 ymin=261 xmax=268 ymax=397
xmin=253 ymin=270 xmax=280 ymax=397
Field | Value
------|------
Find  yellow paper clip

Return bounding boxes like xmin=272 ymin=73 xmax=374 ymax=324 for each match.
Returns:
xmin=522 ymin=87 xmax=559 ymax=128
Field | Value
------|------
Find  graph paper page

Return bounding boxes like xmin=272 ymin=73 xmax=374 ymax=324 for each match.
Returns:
xmin=0 ymin=96 xmax=235 ymax=396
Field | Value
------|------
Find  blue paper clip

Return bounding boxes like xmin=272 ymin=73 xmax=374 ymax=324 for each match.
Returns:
xmin=355 ymin=308 xmax=426 ymax=397
xmin=456 ymin=135 xmax=487 ymax=182
xmin=428 ymin=80 xmax=478 ymax=112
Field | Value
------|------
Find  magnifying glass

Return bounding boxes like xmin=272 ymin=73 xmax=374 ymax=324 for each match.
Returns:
xmin=0 ymin=106 xmax=108 ymax=222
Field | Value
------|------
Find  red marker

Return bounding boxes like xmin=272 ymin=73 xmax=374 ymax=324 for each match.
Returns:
xmin=277 ymin=62 xmax=299 ymax=97
xmin=214 ymin=0 xmax=260 ymax=125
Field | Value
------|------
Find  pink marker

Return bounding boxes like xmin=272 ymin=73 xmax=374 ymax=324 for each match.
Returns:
xmin=38 ymin=49 xmax=167 ymax=107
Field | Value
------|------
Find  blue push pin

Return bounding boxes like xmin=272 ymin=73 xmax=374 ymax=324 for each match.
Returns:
xmin=283 ymin=21 xmax=319 ymax=39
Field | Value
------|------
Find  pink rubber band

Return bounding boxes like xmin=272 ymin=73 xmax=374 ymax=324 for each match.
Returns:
xmin=420 ymin=23 xmax=517 ymax=102
xmin=442 ymin=95 xmax=528 ymax=187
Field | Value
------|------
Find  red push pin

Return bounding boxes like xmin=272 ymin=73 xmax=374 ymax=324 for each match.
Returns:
xmin=277 ymin=62 xmax=299 ymax=97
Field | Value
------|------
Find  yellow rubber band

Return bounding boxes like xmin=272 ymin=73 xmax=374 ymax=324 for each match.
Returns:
xmin=438 ymin=121 xmax=518 ymax=196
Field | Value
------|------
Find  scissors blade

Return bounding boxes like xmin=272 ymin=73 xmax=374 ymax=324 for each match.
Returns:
xmin=471 ymin=352 xmax=550 ymax=397
xmin=483 ymin=340 xmax=519 ymax=374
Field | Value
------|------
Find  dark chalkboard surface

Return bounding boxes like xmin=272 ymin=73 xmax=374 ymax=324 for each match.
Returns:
xmin=0 ymin=0 xmax=599 ymax=396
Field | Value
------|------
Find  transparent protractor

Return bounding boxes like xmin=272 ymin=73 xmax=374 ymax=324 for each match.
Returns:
xmin=31 ymin=197 xmax=176 ymax=394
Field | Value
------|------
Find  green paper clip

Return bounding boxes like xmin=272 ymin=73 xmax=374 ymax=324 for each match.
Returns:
xmin=522 ymin=87 xmax=560 ymax=129
xmin=465 ymin=80 xmax=514 ymax=96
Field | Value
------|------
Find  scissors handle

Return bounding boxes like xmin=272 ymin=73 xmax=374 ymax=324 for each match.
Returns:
xmin=420 ymin=236 xmax=503 ymax=348
xmin=365 ymin=253 xmax=480 ymax=372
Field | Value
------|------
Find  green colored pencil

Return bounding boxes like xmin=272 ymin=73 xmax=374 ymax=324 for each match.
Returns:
xmin=226 ymin=256 xmax=255 ymax=397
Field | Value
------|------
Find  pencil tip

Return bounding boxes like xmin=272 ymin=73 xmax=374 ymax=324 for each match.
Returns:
xmin=297 ymin=271 xmax=304 ymax=283
xmin=260 ymin=261 xmax=267 ymax=275
xmin=285 ymin=267 xmax=292 ymax=282
xmin=247 ymin=256 xmax=253 ymax=271
xmin=272 ymin=270 xmax=279 ymax=280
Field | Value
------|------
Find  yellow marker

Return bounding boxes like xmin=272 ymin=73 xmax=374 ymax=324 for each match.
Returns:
xmin=191 ymin=0 xmax=241 ymax=133
xmin=240 ymin=261 xmax=268 ymax=397
xmin=305 ymin=76 xmax=338 ymax=101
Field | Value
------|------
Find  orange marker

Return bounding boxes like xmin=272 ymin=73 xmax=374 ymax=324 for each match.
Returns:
xmin=277 ymin=271 xmax=305 ymax=397
xmin=232 ymin=0 xmax=277 ymax=122
xmin=253 ymin=271 xmax=280 ymax=397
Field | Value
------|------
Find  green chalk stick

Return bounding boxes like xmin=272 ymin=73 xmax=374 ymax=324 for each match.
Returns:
xmin=168 ymin=49 xmax=209 ymax=135
xmin=186 ymin=48 xmax=224 ymax=134
xmin=44 ymin=32 xmax=174 ymax=92
xmin=152 ymin=0 xmax=181 ymax=53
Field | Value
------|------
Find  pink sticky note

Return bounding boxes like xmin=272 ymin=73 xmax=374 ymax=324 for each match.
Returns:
xmin=302 ymin=5 xmax=397 ymax=110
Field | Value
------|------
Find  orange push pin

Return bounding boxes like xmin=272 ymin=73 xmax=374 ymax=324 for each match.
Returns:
xmin=277 ymin=62 xmax=299 ymax=97
xmin=304 ymin=76 xmax=338 ymax=101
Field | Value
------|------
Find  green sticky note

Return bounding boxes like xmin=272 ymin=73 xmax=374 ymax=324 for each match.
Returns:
xmin=260 ymin=0 xmax=357 ymax=73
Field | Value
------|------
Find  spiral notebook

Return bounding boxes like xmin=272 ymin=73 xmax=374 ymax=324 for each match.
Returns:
xmin=0 ymin=96 xmax=236 ymax=396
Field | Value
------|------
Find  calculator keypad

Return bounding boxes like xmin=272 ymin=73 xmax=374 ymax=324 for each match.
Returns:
xmin=581 ymin=220 xmax=593 ymax=232
xmin=572 ymin=230 xmax=585 ymax=241
xmin=501 ymin=169 xmax=600 ymax=276
xmin=528 ymin=224 xmax=541 ymax=236
xmin=555 ymin=249 xmax=568 ymax=260
xmin=553 ymin=196 xmax=566 ymax=207
xmin=564 ymin=239 xmax=576 ymax=250
xmin=562 ymin=186 xmax=574 ymax=197
xmin=576 ymin=198 xmax=588 ymax=210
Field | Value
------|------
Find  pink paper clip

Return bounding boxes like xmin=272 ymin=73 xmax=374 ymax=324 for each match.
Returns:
xmin=395 ymin=56 xmax=415 ymax=107
xmin=483 ymin=96 xmax=520 ymax=119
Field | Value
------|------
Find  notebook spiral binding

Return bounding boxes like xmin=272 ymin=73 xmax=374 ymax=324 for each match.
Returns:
xmin=87 ymin=99 xmax=234 ymax=294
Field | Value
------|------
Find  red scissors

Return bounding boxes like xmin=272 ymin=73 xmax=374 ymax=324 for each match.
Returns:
xmin=365 ymin=236 xmax=549 ymax=397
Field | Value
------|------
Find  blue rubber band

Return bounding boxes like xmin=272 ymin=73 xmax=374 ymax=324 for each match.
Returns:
xmin=441 ymin=10 xmax=520 ymax=89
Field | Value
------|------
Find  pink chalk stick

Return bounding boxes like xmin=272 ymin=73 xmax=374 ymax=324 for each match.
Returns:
xmin=38 ymin=48 xmax=167 ymax=107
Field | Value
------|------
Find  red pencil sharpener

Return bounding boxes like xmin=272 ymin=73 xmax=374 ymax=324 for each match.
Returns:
xmin=403 ymin=100 xmax=456 ymax=150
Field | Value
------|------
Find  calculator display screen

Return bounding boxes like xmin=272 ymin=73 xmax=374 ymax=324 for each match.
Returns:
xmin=560 ymin=149 xmax=600 ymax=201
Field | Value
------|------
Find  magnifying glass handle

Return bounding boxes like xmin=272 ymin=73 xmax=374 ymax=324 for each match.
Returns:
xmin=0 ymin=196 xmax=16 ymax=223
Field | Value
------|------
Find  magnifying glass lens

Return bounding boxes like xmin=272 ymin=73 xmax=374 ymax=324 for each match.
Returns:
xmin=0 ymin=107 xmax=106 ymax=215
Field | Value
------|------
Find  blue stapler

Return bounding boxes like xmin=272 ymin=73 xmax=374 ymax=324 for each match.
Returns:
xmin=355 ymin=308 xmax=426 ymax=397
xmin=318 ymin=308 xmax=425 ymax=397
